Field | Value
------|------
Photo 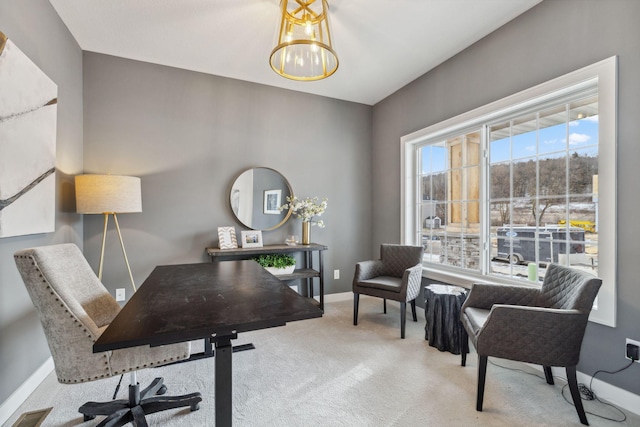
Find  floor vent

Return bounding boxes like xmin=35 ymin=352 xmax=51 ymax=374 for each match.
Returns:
xmin=11 ymin=408 xmax=52 ymax=427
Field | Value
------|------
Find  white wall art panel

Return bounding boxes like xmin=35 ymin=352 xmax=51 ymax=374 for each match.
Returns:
xmin=0 ymin=31 xmax=57 ymax=238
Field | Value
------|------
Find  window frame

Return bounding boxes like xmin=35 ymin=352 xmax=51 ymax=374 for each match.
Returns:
xmin=401 ymin=56 xmax=617 ymax=327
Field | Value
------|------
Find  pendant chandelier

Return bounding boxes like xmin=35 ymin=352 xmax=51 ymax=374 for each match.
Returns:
xmin=270 ymin=0 xmax=339 ymax=81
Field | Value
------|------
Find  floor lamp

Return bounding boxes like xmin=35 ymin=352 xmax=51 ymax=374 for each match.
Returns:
xmin=75 ymin=174 xmax=142 ymax=292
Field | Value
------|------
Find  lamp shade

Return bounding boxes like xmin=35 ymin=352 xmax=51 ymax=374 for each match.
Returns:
xmin=270 ymin=0 xmax=338 ymax=81
xmin=75 ymin=174 xmax=142 ymax=214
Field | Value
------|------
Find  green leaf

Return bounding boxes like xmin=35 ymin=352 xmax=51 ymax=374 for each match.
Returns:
xmin=252 ymin=253 xmax=296 ymax=268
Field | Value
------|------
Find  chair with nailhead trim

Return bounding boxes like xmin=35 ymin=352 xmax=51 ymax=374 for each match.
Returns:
xmin=14 ymin=243 xmax=202 ymax=426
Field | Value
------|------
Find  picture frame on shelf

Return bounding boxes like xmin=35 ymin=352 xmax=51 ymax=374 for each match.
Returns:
xmin=217 ymin=226 xmax=238 ymax=249
xmin=263 ymin=189 xmax=281 ymax=215
xmin=241 ymin=230 xmax=263 ymax=248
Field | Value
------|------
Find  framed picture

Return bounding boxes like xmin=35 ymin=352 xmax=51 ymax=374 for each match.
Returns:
xmin=241 ymin=230 xmax=263 ymax=248
xmin=263 ymin=189 xmax=282 ymax=215
xmin=0 ymin=31 xmax=57 ymax=238
xmin=217 ymin=226 xmax=238 ymax=249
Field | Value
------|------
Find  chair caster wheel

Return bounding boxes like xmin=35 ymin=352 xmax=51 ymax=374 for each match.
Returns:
xmin=157 ymin=385 xmax=167 ymax=395
xmin=83 ymin=414 xmax=96 ymax=421
xmin=190 ymin=403 xmax=200 ymax=412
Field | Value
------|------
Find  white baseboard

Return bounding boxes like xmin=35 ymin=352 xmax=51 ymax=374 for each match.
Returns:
xmin=0 ymin=357 xmax=54 ymax=426
xmin=575 ymin=370 xmax=640 ymax=416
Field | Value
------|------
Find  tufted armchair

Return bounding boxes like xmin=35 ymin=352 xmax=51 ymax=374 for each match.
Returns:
xmin=460 ymin=263 xmax=602 ymax=425
xmin=14 ymin=244 xmax=202 ymax=426
xmin=353 ymin=244 xmax=424 ymax=338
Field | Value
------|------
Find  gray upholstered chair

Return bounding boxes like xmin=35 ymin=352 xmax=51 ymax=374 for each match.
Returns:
xmin=353 ymin=244 xmax=424 ymax=338
xmin=460 ymin=263 xmax=602 ymax=425
xmin=14 ymin=243 xmax=202 ymax=426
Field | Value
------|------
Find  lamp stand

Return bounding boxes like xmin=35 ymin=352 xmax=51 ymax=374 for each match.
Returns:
xmin=98 ymin=212 xmax=137 ymax=292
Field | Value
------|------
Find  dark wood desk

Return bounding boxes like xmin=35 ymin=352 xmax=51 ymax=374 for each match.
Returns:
xmin=94 ymin=260 xmax=323 ymax=426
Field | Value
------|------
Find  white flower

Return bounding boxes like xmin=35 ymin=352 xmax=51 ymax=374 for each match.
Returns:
xmin=279 ymin=196 xmax=328 ymax=227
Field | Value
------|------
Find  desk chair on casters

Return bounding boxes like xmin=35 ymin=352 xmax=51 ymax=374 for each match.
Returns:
xmin=353 ymin=244 xmax=424 ymax=338
xmin=460 ymin=263 xmax=602 ymax=425
xmin=14 ymin=244 xmax=202 ymax=427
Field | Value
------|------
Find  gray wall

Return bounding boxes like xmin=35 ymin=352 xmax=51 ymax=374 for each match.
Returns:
xmin=372 ymin=0 xmax=640 ymax=394
xmin=0 ymin=0 xmax=83 ymax=404
xmin=82 ymin=52 xmax=372 ymax=299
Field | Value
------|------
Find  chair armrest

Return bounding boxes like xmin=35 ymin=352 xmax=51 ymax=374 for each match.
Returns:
xmin=402 ymin=264 xmax=423 ymax=301
xmin=476 ymin=305 xmax=588 ymax=366
xmin=353 ymin=260 xmax=385 ymax=283
xmin=462 ymin=283 xmax=540 ymax=311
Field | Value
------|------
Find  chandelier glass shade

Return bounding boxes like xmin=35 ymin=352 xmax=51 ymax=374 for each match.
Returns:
xmin=270 ymin=0 xmax=338 ymax=81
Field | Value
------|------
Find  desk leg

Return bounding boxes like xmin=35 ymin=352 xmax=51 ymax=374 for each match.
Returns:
xmin=215 ymin=336 xmax=233 ymax=427
xmin=319 ymin=250 xmax=324 ymax=311
xmin=205 ymin=337 xmax=213 ymax=357
xmin=306 ymin=251 xmax=313 ymax=299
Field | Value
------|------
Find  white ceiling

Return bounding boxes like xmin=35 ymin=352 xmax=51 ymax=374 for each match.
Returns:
xmin=49 ymin=0 xmax=542 ymax=106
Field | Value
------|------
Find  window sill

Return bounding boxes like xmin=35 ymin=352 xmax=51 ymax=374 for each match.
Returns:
xmin=421 ymin=264 xmax=541 ymax=289
xmin=423 ymin=264 xmax=608 ymax=326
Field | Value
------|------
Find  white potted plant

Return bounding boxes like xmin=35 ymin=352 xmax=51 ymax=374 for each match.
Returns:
xmin=253 ymin=254 xmax=296 ymax=276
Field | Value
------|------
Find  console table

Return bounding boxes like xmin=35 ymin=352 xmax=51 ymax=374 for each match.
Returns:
xmin=206 ymin=243 xmax=327 ymax=310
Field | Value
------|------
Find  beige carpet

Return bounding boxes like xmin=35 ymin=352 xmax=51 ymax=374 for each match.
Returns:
xmin=5 ymin=293 xmax=638 ymax=427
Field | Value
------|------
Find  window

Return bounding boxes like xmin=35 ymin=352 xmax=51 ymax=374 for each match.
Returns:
xmin=419 ymin=130 xmax=481 ymax=270
xmin=488 ymin=95 xmax=599 ymax=277
xmin=402 ymin=57 xmax=617 ymax=326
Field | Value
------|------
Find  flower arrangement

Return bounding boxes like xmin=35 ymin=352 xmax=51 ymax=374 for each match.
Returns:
xmin=280 ymin=196 xmax=328 ymax=227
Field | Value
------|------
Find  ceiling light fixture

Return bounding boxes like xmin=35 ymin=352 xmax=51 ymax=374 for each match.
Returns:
xmin=270 ymin=0 xmax=338 ymax=81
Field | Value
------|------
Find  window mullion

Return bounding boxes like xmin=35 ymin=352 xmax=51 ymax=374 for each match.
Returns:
xmin=480 ymin=125 xmax=490 ymax=276
xmin=563 ymin=102 xmax=571 ymax=264
xmin=534 ymin=111 xmax=540 ymax=266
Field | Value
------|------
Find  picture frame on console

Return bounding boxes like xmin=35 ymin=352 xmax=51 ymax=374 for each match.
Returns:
xmin=263 ymin=189 xmax=281 ymax=215
xmin=218 ymin=226 xmax=238 ymax=249
xmin=241 ymin=230 xmax=263 ymax=248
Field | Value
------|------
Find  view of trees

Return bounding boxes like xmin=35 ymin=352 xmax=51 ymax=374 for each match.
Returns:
xmin=490 ymin=152 xmax=597 ymax=225
xmin=413 ymin=93 xmax=601 ymax=282
xmin=422 ymin=152 xmax=598 ymax=227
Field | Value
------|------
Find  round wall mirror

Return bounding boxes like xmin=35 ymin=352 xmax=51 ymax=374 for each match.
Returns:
xmin=229 ymin=167 xmax=293 ymax=231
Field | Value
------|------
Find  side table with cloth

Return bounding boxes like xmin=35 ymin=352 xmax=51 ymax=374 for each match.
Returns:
xmin=424 ymin=284 xmax=469 ymax=364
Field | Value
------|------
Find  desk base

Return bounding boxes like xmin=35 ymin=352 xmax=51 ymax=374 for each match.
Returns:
xmin=184 ymin=340 xmax=255 ymax=363
xmin=210 ymin=330 xmax=273 ymax=427
xmin=79 ymin=377 xmax=201 ymax=427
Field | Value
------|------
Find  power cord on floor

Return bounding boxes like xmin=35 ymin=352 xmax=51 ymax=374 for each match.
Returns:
xmin=577 ymin=383 xmax=594 ymax=400
xmin=489 ymin=359 xmax=550 ymax=380
xmin=489 ymin=358 xmax=632 ymax=423
xmin=560 ymin=359 xmax=635 ymax=423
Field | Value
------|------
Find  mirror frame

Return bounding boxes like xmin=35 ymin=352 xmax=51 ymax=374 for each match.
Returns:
xmin=229 ymin=167 xmax=293 ymax=231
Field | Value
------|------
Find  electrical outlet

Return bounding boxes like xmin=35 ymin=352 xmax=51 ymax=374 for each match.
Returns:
xmin=626 ymin=338 xmax=640 ymax=363
xmin=115 ymin=288 xmax=125 ymax=302
xmin=334 ymin=269 xmax=340 ymax=280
